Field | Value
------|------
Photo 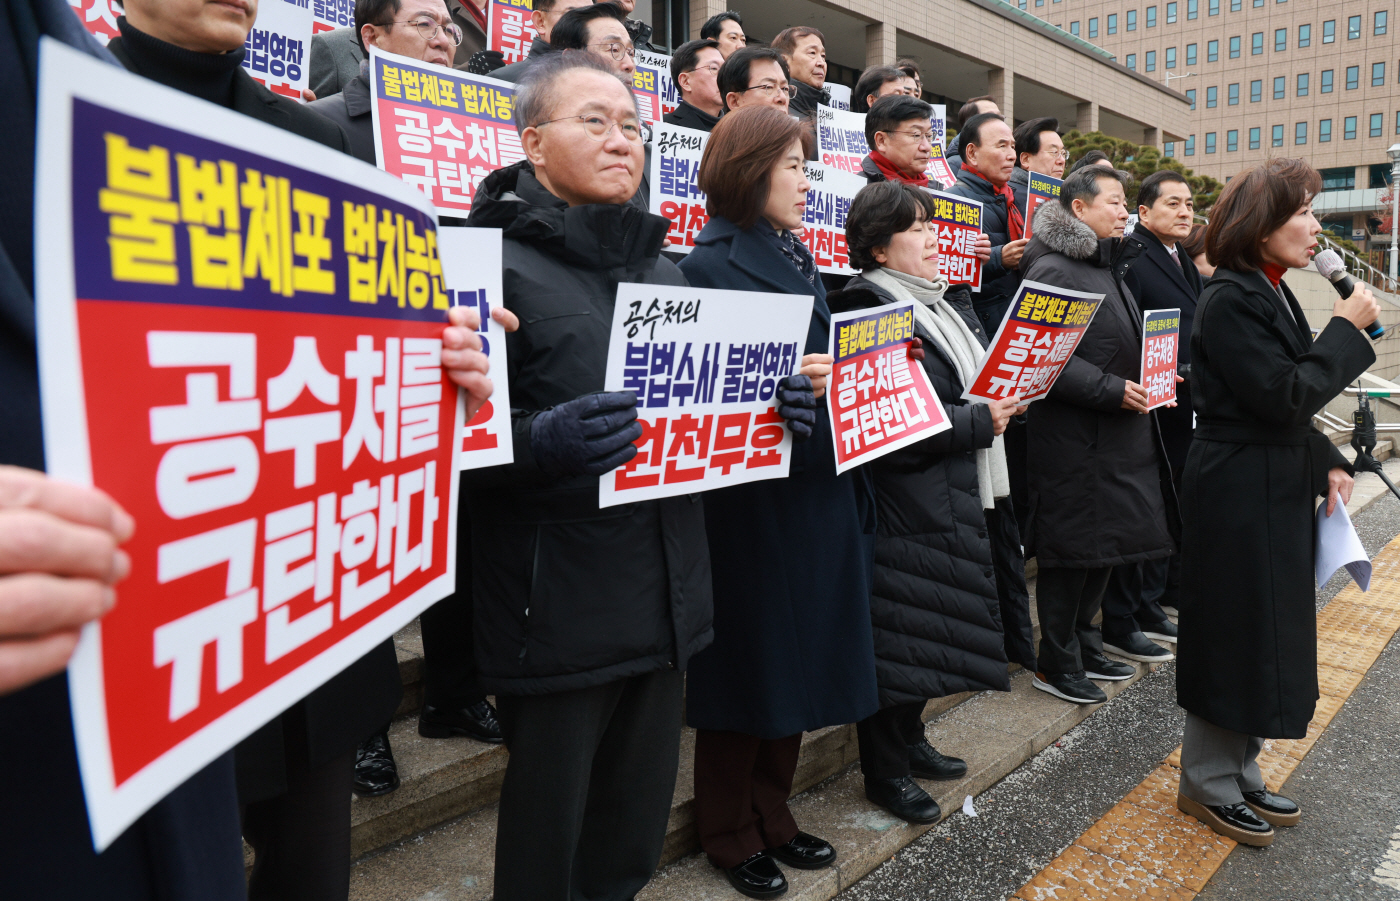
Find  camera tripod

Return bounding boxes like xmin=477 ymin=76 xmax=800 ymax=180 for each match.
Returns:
xmin=1350 ymin=390 xmax=1400 ymax=503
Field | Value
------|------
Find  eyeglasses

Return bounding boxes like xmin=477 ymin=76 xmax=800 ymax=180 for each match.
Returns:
xmin=590 ymin=41 xmax=636 ymax=61
xmin=1042 ymin=149 xmax=1070 ymax=161
xmin=389 ymin=17 xmax=463 ymax=46
xmin=534 ymin=114 xmax=648 ymax=144
xmin=686 ymin=63 xmax=721 ymax=77
xmin=742 ymin=81 xmax=797 ymax=99
xmin=886 ymin=129 xmax=936 ymax=144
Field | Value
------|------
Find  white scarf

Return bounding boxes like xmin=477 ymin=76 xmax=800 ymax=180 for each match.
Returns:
xmin=862 ymin=266 xmax=1010 ymax=510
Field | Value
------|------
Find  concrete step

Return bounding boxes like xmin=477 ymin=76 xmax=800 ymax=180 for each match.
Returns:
xmin=349 ymin=646 xmax=1169 ymax=900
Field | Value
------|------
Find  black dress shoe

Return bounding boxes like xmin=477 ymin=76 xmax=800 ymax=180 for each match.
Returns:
xmin=418 ymin=700 xmax=504 ymax=743
xmin=352 ymin=730 xmax=400 ymax=798
xmin=716 ymin=851 xmax=787 ymax=899
xmin=1177 ymin=794 xmax=1275 ymax=847
xmin=1101 ymin=631 xmax=1173 ymax=664
xmin=768 ymin=831 xmax=835 ymax=869
xmin=1083 ymin=649 xmax=1139 ymax=680
xmin=908 ymin=740 xmax=968 ymax=780
xmin=1243 ymin=789 xmax=1301 ymax=826
xmin=1140 ymin=619 xmax=1179 ymax=642
xmin=865 ymin=776 xmax=942 ymax=825
xmin=1033 ymin=671 xmax=1108 ymax=704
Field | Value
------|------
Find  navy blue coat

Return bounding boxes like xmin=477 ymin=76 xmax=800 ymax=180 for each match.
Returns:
xmin=678 ymin=218 xmax=879 ymax=739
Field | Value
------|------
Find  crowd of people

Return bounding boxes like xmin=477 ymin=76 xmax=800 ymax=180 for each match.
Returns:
xmin=1 ymin=0 xmax=1386 ymax=899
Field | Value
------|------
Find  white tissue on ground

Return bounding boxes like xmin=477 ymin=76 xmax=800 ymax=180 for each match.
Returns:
xmin=962 ymin=795 xmax=978 ymax=817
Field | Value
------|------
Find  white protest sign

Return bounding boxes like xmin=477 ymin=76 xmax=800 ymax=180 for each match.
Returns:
xmin=826 ymin=83 xmax=852 ymax=111
xmin=802 ymin=162 xmax=866 ymax=275
xmin=650 ymin=122 xmax=710 ymax=254
xmin=815 ymin=104 xmax=871 ymax=174
xmin=243 ymin=0 xmax=314 ymax=102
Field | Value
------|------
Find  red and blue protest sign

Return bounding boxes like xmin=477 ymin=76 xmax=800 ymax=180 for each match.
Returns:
xmin=924 ymin=188 xmax=985 ymax=291
xmin=634 ymin=49 xmax=671 ymax=124
xmin=1141 ymin=308 xmax=1181 ymax=410
xmin=1022 ymin=171 xmax=1062 ymax=242
xmin=241 ymin=0 xmax=314 ymax=101
xmin=650 ymin=123 xmax=710 ymax=253
xmin=312 ymin=0 xmax=357 ymax=33
xmin=828 ymin=302 xmax=950 ymax=474
xmin=370 ymin=47 xmax=523 ymax=217
xmin=926 ymin=142 xmax=956 ymax=186
xmin=963 ymin=280 xmax=1105 ymax=404
xmin=802 ymin=163 xmax=864 ymax=275
xmin=487 ymin=0 xmax=538 ymax=64
xmin=816 ymin=104 xmax=871 ymax=174
xmin=36 ymin=40 xmax=464 ymax=849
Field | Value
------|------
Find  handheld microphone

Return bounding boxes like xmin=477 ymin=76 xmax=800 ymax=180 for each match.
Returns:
xmin=1315 ymin=249 xmax=1384 ymax=341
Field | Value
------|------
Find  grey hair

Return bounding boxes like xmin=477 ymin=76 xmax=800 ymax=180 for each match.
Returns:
xmin=1059 ymin=166 xmax=1130 ymax=211
xmin=514 ymin=50 xmax=638 ymax=133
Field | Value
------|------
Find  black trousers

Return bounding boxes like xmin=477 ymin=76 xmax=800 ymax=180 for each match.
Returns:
xmin=494 ymin=669 xmax=684 ymax=901
xmin=1035 ymin=566 xmax=1111 ymax=675
xmin=1101 ymin=562 xmax=1170 ymax=640
xmin=419 ymin=491 xmax=485 ymax=709
xmin=986 ymin=495 xmax=1037 ymax=671
xmin=241 ymin=746 xmax=355 ymax=901
xmin=856 ymin=700 xmax=927 ymax=781
xmin=693 ymin=730 xmax=803 ymax=868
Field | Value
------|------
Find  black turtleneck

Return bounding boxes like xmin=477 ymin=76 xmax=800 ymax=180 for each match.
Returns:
xmin=790 ymin=80 xmax=830 ymax=119
xmin=109 ymin=16 xmax=244 ymax=108
xmin=663 ymin=99 xmax=720 ymax=133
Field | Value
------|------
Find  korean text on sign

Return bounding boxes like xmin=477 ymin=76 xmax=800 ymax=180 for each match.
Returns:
xmin=802 ymin=163 xmax=864 ymax=275
xmin=962 ymin=280 xmax=1105 ymax=404
xmin=242 ymin=0 xmax=314 ymax=101
xmin=439 ymin=228 xmax=514 ymax=468
xmin=650 ymin=123 xmax=709 ymax=254
xmin=1022 ymin=171 xmax=1062 ymax=242
xmin=487 ymin=0 xmax=537 ymax=64
xmin=370 ymin=47 xmax=523 ymax=217
xmin=925 ymin=142 xmax=956 ymax=187
xmin=35 ymin=41 xmax=464 ymax=850
xmin=827 ymin=302 xmax=950 ymax=475
xmin=599 ymin=284 xmax=814 ymax=508
xmin=924 ymin=188 xmax=985 ymax=292
xmin=816 ymin=104 xmax=870 ymax=174
xmin=826 ymin=83 xmax=852 ymax=111
xmin=633 ymin=49 xmax=672 ymax=124
xmin=1140 ymin=308 xmax=1181 ymax=411
xmin=313 ymin=0 xmax=356 ymax=32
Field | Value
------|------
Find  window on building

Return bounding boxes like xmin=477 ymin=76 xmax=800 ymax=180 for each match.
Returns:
xmin=1252 ymin=0 xmax=1261 ymax=6
xmin=1147 ymin=6 xmax=1157 ymax=26
xmin=1185 ymin=134 xmax=1195 ymax=155
xmin=1127 ymin=53 xmax=1137 ymax=69
xmin=1344 ymin=116 xmax=1357 ymax=139
xmin=1227 ymin=129 xmax=1238 ymax=151
xmin=1089 ymin=17 xmax=1099 ymax=36
xmin=1297 ymin=72 xmax=1309 ymax=96
xmin=1187 ymin=43 xmax=1197 ymax=64
xmin=1323 ymin=20 xmax=1335 ymax=43
xmin=1272 ymin=76 xmax=1284 ymax=99
xmin=1211 ymin=39 xmax=1221 ymax=61
xmin=1166 ymin=47 xmax=1176 ymax=67
xmin=1205 ymin=132 xmax=1217 ymax=153
xmin=1377 ymin=10 xmax=1388 ymax=35
xmin=1207 ymin=85 xmax=1217 ymax=106
xmin=1320 ymin=166 xmax=1353 ymax=189
xmin=1252 ymin=32 xmax=1263 ymax=54
xmin=1295 ymin=121 xmax=1307 ymax=144
xmin=1271 ymin=124 xmax=1283 ymax=146
xmin=1321 ymin=69 xmax=1333 ymax=92
xmin=1298 ymin=24 xmax=1310 ymax=47
xmin=1167 ymin=2 xmax=1176 ymax=23
xmin=1108 ymin=13 xmax=1118 ymax=33
xmin=1146 ymin=51 xmax=1155 ymax=71
xmin=1250 ymin=79 xmax=1262 ymax=101
xmin=1249 ymin=126 xmax=1261 ymax=149
xmin=1347 ymin=66 xmax=1359 ymax=90
xmin=1188 ymin=0 xmax=1197 ymax=19
xmin=1274 ymin=28 xmax=1286 ymax=50
xmin=1228 ymin=36 xmax=1238 ymax=58
xmin=1369 ymin=163 xmax=1393 ymax=188
xmin=1228 ymin=82 xmax=1239 ymax=104
xmin=1187 ymin=88 xmax=1196 ymax=109
xmin=1231 ymin=0 xmax=1240 ymax=9
xmin=1318 ymin=119 xmax=1331 ymax=142
xmin=1070 ymin=20 xmax=1080 ymax=34
xmin=1035 ymin=0 xmax=1043 ymax=6
xmin=1374 ymin=62 xmax=1386 ymax=86
xmin=1165 ymin=141 xmax=1175 ymax=157
xmin=1397 ymin=110 xmax=1400 ymax=135
xmin=1128 ymin=9 xmax=1137 ymax=30
xmin=1371 ymin=112 xmax=1384 ymax=137
xmin=1210 ymin=0 xmax=1220 ymax=13
xmin=1348 ymin=15 xmax=1361 ymax=39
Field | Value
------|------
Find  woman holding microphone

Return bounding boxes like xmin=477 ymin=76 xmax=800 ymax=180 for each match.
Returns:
xmin=1176 ymin=159 xmax=1380 ymax=846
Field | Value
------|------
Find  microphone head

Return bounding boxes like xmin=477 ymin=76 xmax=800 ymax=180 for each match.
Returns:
xmin=1315 ymin=248 xmax=1347 ymax=280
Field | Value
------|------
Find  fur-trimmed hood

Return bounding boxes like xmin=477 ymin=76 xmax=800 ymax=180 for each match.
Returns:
xmin=1029 ymin=199 xmax=1101 ymax=260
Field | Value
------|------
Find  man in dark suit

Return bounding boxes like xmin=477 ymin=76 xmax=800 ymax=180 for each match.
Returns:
xmin=1104 ymin=169 xmax=1203 ymax=661
xmin=664 ymin=38 xmax=723 ymax=132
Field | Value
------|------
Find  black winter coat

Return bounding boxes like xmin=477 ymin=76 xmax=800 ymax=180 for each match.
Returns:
xmin=307 ymin=71 xmax=374 ymax=164
xmin=828 ymin=278 xmax=1011 ymax=707
xmin=663 ymin=99 xmax=719 ymax=132
xmin=1177 ymin=268 xmax=1373 ymax=738
xmin=463 ymin=162 xmax=713 ymax=697
xmin=678 ymin=217 xmax=879 ymax=738
xmin=1018 ymin=201 xmax=1177 ymax=569
xmin=944 ymin=169 xmax=1022 ymax=334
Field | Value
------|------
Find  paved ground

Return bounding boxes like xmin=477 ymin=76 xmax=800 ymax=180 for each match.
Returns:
xmin=839 ymin=492 xmax=1400 ymax=901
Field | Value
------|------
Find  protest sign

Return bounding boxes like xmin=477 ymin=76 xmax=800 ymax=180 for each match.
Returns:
xmin=634 ymin=49 xmax=674 ymax=123
xmin=926 ymin=142 xmax=957 ymax=186
xmin=69 ymin=0 xmax=120 ymax=44
xmin=802 ymin=163 xmax=864 ymax=275
xmin=599 ymin=284 xmax=814 ymax=508
xmin=826 ymin=83 xmax=852 ymax=111
xmin=439 ymin=229 xmax=515 ymax=468
xmin=487 ymin=0 xmax=538 ymax=64
xmin=312 ymin=0 xmax=357 ymax=33
xmin=827 ymin=302 xmax=950 ymax=475
xmin=35 ymin=39 xmax=464 ymax=849
xmin=1141 ymin=308 xmax=1181 ymax=410
xmin=962 ymin=281 xmax=1105 ymax=404
xmin=240 ymin=0 xmax=314 ymax=101
xmin=1021 ymin=171 xmax=1062 ymax=241
xmin=370 ymin=47 xmax=522 ymax=217
xmin=650 ymin=122 xmax=710 ymax=254
xmin=816 ymin=104 xmax=871 ymax=174
xmin=930 ymin=104 xmax=947 ymax=151
xmin=924 ymin=189 xmax=984 ymax=291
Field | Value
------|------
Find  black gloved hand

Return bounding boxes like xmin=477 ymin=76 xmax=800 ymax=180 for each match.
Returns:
xmin=466 ymin=49 xmax=507 ymax=75
xmin=530 ymin=391 xmax=643 ymax=477
xmin=776 ymin=374 xmax=817 ymax=443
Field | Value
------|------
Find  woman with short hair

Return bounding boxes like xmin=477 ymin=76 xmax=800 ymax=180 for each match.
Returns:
xmin=1175 ymin=158 xmax=1379 ymax=847
xmin=678 ymin=105 xmax=879 ymax=900
xmin=828 ymin=181 xmax=1022 ymax=824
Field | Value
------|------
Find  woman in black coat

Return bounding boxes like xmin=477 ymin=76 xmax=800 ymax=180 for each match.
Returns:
xmin=678 ymin=106 xmax=878 ymax=900
xmin=1175 ymin=159 xmax=1379 ymax=848
xmin=827 ymin=182 xmax=1022 ymax=826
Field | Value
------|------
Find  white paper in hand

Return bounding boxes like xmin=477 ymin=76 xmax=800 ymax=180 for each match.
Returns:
xmin=1315 ymin=501 xmax=1372 ymax=591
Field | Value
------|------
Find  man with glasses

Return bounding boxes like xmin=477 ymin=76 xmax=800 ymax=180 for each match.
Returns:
xmin=665 ymin=38 xmax=724 ymax=131
xmin=548 ymin=2 xmax=636 ymax=80
xmin=717 ymin=46 xmax=794 ymax=113
xmin=700 ymin=9 xmax=747 ymax=59
xmin=490 ymin=0 xmax=595 ymax=83
xmin=464 ymin=50 xmax=713 ymax=901
xmin=1009 ymin=117 xmax=1067 ymax=213
xmin=860 ymin=94 xmax=939 ymax=187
